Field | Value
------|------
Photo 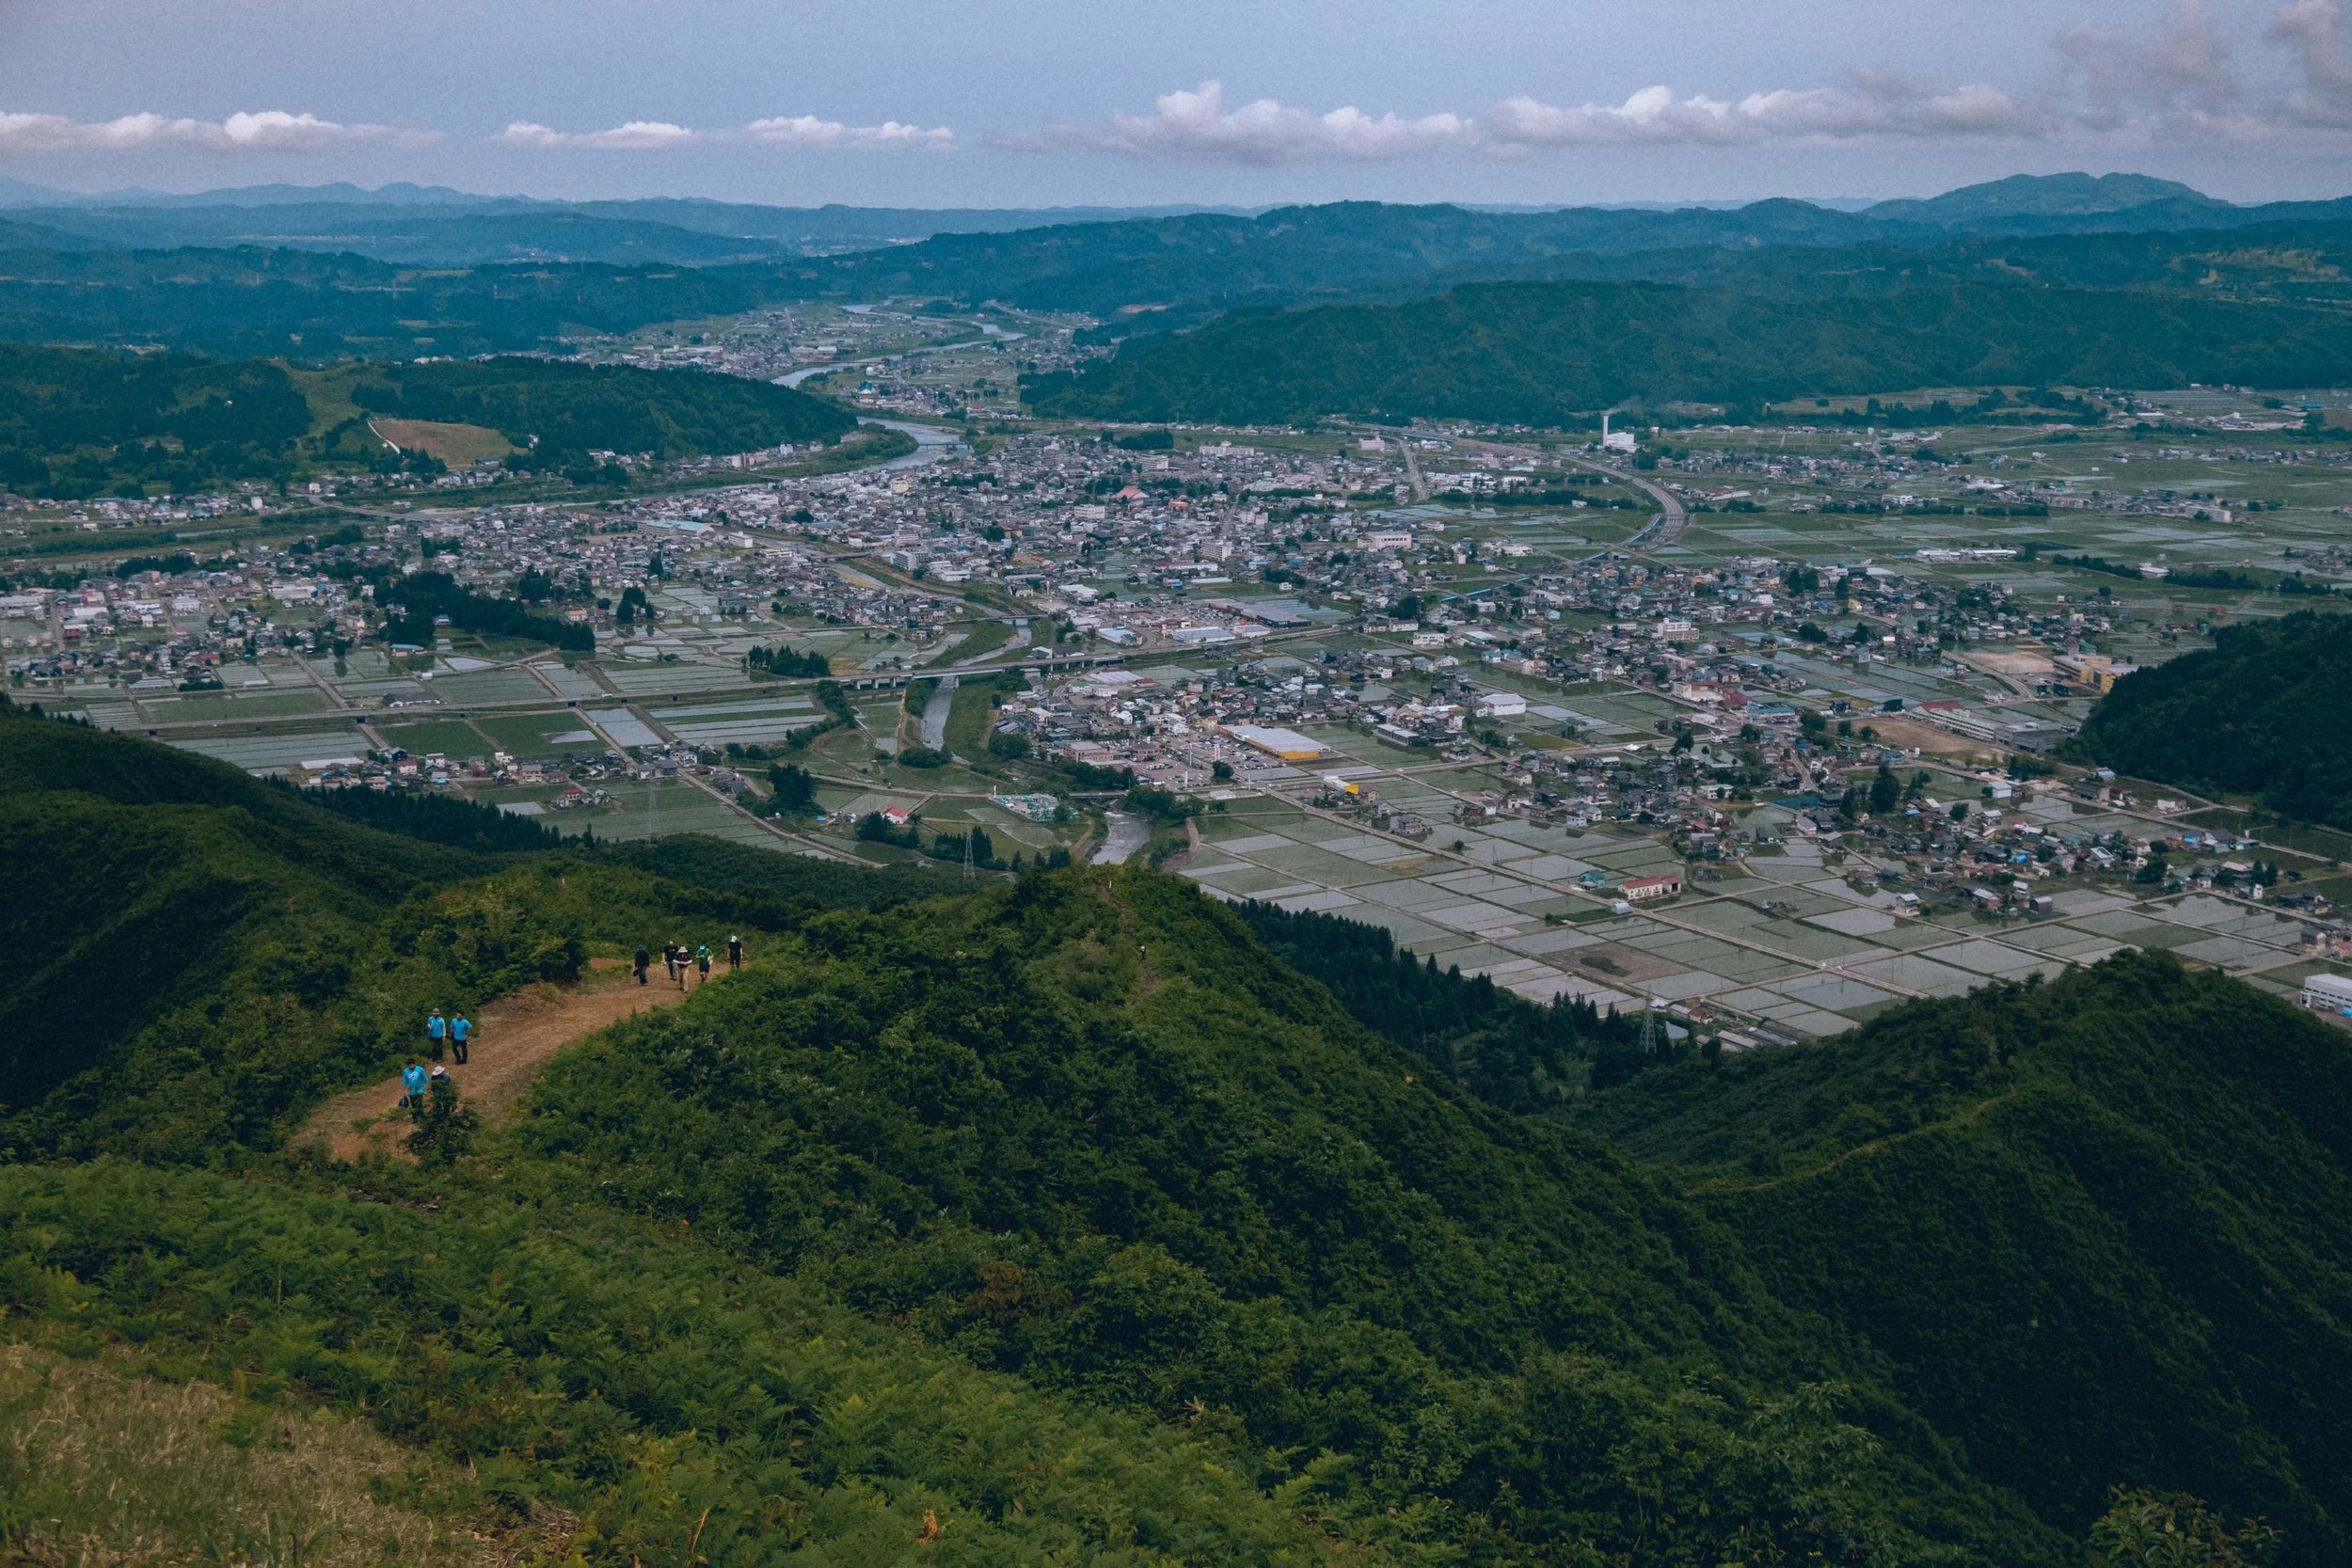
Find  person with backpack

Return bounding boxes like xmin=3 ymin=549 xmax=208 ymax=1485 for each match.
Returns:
xmin=401 ymin=1058 xmax=429 ymax=1121
xmin=450 ymin=1011 xmax=471 ymax=1065
xmin=634 ymin=943 xmax=651 ymax=986
xmin=673 ymin=940 xmax=689 ymax=990
xmin=727 ymin=934 xmax=742 ymax=971
xmin=425 ymin=1008 xmax=447 ymax=1062
xmin=695 ymin=942 xmax=712 ymax=983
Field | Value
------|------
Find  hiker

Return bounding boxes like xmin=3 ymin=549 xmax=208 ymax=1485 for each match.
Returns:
xmin=663 ymin=941 xmax=680 ymax=985
xmin=673 ymin=940 xmax=689 ymax=990
xmin=429 ymin=1063 xmax=452 ymax=1091
xmin=425 ymin=1007 xmax=447 ymax=1062
xmin=634 ymin=943 xmax=651 ymax=986
xmin=450 ymin=1010 xmax=471 ymax=1065
xmin=401 ymin=1058 xmax=428 ymax=1121
xmin=695 ymin=942 xmax=712 ymax=983
xmin=727 ymin=934 xmax=742 ymax=971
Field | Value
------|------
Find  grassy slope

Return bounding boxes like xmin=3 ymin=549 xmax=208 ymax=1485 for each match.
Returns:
xmin=1577 ymin=952 xmax=2352 ymax=1556
xmin=0 ymin=1160 xmax=1349 ymax=1568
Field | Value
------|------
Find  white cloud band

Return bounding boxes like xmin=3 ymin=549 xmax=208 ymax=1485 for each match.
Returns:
xmin=1096 ymin=82 xmax=1470 ymax=163
xmin=744 ymin=115 xmax=954 ymax=149
xmin=499 ymin=119 xmax=697 ymax=150
xmin=500 ymin=117 xmax=954 ymax=150
xmin=1054 ymin=4 xmax=2352 ymax=165
xmin=0 ymin=109 xmax=432 ymax=154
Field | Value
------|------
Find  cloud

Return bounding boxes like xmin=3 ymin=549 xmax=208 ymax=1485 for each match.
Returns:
xmin=498 ymin=116 xmax=952 ymax=151
xmin=2054 ymin=0 xmax=2251 ymax=135
xmin=499 ymin=119 xmax=697 ymax=150
xmin=743 ymin=115 xmax=953 ymax=150
xmin=2269 ymin=0 xmax=2352 ymax=125
xmin=1083 ymin=81 xmax=1471 ymax=164
xmin=1034 ymin=3 xmax=2352 ymax=166
xmin=0 ymin=109 xmax=430 ymax=154
xmin=1486 ymin=71 xmax=2047 ymax=150
xmin=1043 ymin=73 xmax=2038 ymax=164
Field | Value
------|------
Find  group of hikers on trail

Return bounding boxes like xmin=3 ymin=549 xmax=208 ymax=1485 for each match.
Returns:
xmin=400 ymin=1006 xmax=473 ymax=1120
xmin=396 ymin=935 xmax=745 ymax=1124
xmin=633 ymin=934 xmax=743 ymax=990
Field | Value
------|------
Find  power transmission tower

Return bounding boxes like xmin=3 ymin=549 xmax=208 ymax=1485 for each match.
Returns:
xmin=1639 ymin=1002 xmax=1661 ymax=1058
xmin=963 ymin=827 xmax=976 ymax=882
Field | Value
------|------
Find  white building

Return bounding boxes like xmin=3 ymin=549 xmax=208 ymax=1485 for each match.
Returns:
xmin=2302 ymin=974 xmax=2352 ymax=1015
xmin=1473 ymin=689 xmax=1529 ymax=720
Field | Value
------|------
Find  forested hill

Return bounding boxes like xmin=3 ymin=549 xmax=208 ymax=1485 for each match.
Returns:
xmin=2072 ymin=609 xmax=2352 ymax=828
xmin=10 ymin=188 xmax=2352 ymax=360
xmin=1024 ymin=277 xmax=2352 ymax=425
xmin=0 ymin=343 xmax=853 ymax=498
xmin=1578 ymin=950 xmax=2352 ymax=1556
xmin=6 ymin=705 xmax=2350 ymax=1563
xmin=347 ymin=356 xmax=855 ymax=456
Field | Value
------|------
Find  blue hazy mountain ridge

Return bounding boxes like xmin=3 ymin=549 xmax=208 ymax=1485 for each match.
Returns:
xmin=5 ymin=171 xmax=2350 ymax=307
xmin=0 ymin=186 xmax=1255 ymax=259
xmin=1862 ymin=171 xmax=2224 ymax=223
xmin=0 ymin=204 xmax=810 ymax=266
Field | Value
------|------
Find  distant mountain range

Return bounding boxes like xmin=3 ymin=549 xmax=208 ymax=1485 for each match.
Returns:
xmin=0 ymin=171 xmax=2331 ymax=270
xmin=2 ymin=171 xmax=2350 ymax=403
xmin=0 ymin=177 xmax=1256 ymax=263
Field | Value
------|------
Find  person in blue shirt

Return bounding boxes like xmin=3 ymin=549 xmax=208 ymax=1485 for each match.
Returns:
xmin=401 ymin=1059 xmax=429 ymax=1120
xmin=425 ymin=1008 xmax=447 ymax=1061
xmin=450 ymin=1011 xmax=472 ymax=1065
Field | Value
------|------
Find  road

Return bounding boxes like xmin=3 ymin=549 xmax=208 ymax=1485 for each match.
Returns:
xmin=919 ymin=673 xmax=957 ymax=749
xmin=1559 ymin=451 xmax=1687 ymax=553
xmin=1400 ymin=439 xmax=1430 ymax=501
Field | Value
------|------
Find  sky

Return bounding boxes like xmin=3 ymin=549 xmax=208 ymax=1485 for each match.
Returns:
xmin=5 ymin=0 xmax=2352 ymax=208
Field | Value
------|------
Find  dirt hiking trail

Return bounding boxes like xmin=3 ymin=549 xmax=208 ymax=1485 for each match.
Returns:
xmin=300 ymin=959 xmax=707 ymax=1163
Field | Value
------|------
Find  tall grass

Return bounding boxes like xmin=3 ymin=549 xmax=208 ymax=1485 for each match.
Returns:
xmin=0 ymin=1345 xmax=509 ymax=1568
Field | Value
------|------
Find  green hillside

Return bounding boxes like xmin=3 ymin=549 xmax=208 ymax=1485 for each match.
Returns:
xmin=0 ymin=341 xmax=312 ymax=494
xmin=0 ymin=246 xmax=787 ymax=360
xmin=2 ymin=705 xmax=2345 ymax=1564
xmin=2072 ymin=610 xmax=2352 ymax=826
xmin=0 ymin=709 xmax=877 ymax=1161
xmin=1578 ymin=952 xmax=2352 ymax=1555
xmin=348 ymin=356 xmax=854 ymax=463
xmin=1025 ymin=277 xmax=2352 ymax=425
xmin=0 ymin=342 xmax=852 ymax=498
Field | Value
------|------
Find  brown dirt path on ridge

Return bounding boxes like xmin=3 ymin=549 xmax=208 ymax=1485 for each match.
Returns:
xmin=299 ymin=960 xmax=704 ymax=1163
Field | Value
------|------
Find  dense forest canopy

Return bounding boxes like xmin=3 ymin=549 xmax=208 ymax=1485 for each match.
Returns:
xmin=0 ymin=341 xmax=310 ymax=495
xmin=0 ymin=342 xmax=853 ymax=499
xmin=1024 ymin=278 xmax=2352 ymax=425
xmin=0 ymin=245 xmax=792 ymax=358
xmin=347 ymin=356 xmax=854 ymax=461
xmin=2073 ymin=610 xmax=2352 ymax=826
